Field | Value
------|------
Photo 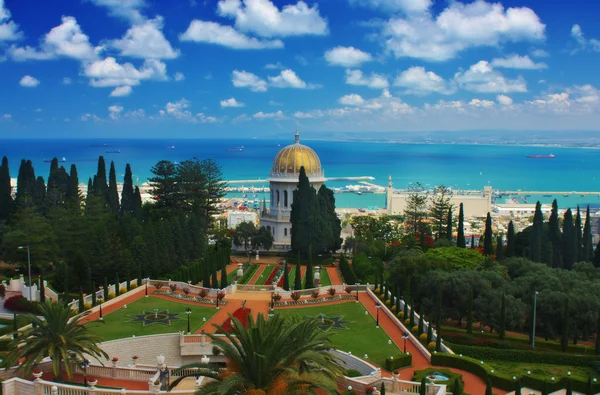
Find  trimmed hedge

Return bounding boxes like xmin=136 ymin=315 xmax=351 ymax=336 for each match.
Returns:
xmin=237 ymin=264 xmax=259 ymax=284
xmin=413 ymin=368 xmax=464 ymax=395
xmin=344 ymin=369 xmax=363 ymax=377
xmin=431 ymin=352 xmax=600 ymax=393
xmin=385 ymin=352 xmax=412 ymax=371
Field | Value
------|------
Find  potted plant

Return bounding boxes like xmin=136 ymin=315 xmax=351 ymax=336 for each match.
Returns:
xmin=365 ymin=385 xmax=375 ymax=394
xmin=154 ymin=281 xmax=164 ymax=290
xmin=132 ymin=355 xmax=140 ymax=366
xmin=217 ymin=291 xmax=226 ymax=301
xmin=112 ymin=357 xmax=119 ymax=367
xmin=328 ymin=287 xmax=336 ymax=296
xmin=311 ymin=290 xmax=319 ymax=299
xmin=199 ymin=289 xmax=208 ymax=299
xmin=345 ymin=286 xmax=352 ymax=294
xmin=32 ymin=369 xmax=43 ymax=379
xmin=291 ymin=292 xmax=301 ymax=301
xmin=169 ymin=284 xmax=177 ymax=292
xmin=273 ymin=293 xmax=282 ymax=302
xmin=87 ymin=378 xmax=98 ymax=387
xmin=183 ymin=288 xmax=190 ymax=295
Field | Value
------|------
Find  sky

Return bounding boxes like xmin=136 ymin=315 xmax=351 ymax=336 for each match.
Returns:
xmin=1 ymin=0 xmax=600 ymax=138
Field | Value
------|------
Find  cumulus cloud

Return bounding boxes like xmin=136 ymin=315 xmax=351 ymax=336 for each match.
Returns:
xmin=393 ymin=66 xmax=454 ymax=95
xmin=345 ymin=69 xmax=388 ymax=89
xmin=2 ymin=113 xmax=12 ymax=119
xmin=81 ymin=113 xmax=102 ymax=122
xmin=324 ymin=46 xmax=372 ymax=67
xmin=382 ymin=0 xmax=545 ymax=61
xmin=110 ymin=17 xmax=179 ymax=59
xmin=83 ymin=57 xmax=167 ymax=87
xmin=217 ymin=0 xmax=328 ymax=37
xmin=158 ymin=98 xmax=217 ymax=122
xmin=108 ymin=105 xmax=124 ymax=119
xmin=348 ymin=0 xmax=431 ymax=14
xmin=179 ymin=20 xmax=283 ymax=49
xmin=62 ymin=77 xmax=73 ymax=85
xmin=220 ymin=97 xmax=245 ymax=107
xmin=9 ymin=16 xmax=99 ymax=61
xmin=497 ymin=95 xmax=513 ymax=106
xmin=174 ymin=72 xmax=185 ymax=81
xmin=571 ymin=24 xmax=600 ymax=52
xmin=253 ymin=110 xmax=284 ymax=119
xmin=0 ymin=0 xmax=22 ymax=42
xmin=232 ymin=70 xmax=267 ymax=92
xmin=530 ymin=48 xmax=549 ymax=58
xmin=264 ymin=62 xmax=285 ymax=69
xmin=454 ymin=61 xmax=527 ymax=93
xmin=110 ymin=85 xmax=133 ymax=97
xmin=20 ymin=75 xmax=40 ymax=87
xmin=196 ymin=113 xmax=218 ymax=123
xmin=268 ymin=69 xmax=315 ymax=89
xmin=89 ymin=0 xmax=146 ymax=23
xmin=469 ymin=99 xmax=495 ymax=108
xmin=339 ymin=94 xmax=365 ymax=106
xmin=491 ymin=54 xmax=547 ymax=70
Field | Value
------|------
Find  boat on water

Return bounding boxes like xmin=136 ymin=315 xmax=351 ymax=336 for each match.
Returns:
xmin=226 ymin=146 xmax=244 ymax=152
xmin=105 ymin=150 xmax=121 ymax=153
xmin=44 ymin=157 xmax=67 ymax=163
xmin=526 ymin=154 xmax=555 ymax=158
xmin=166 ymin=145 xmax=175 ymax=149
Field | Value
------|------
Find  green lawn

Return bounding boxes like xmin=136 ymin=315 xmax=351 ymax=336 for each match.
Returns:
xmin=254 ymin=265 xmax=277 ymax=285
xmin=319 ymin=268 xmax=332 ymax=287
xmin=288 ymin=266 xmax=297 ymax=288
xmin=227 ymin=267 xmax=239 ymax=282
xmin=485 ymin=359 xmax=597 ymax=383
xmin=86 ymin=296 xmax=217 ymax=341
xmin=278 ymin=302 xmax=401 ymax=367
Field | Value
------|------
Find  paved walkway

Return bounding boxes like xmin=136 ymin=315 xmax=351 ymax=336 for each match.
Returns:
xmin=326 ymin=266 xmax=343 ymax=285
xmin=247 ymin=264 xmax=267 ymax=285
xmin=216 ymin=264 xmax=239 ymax=281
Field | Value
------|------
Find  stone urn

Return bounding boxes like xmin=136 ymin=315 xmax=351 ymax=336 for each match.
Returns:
xmin=32 ymin=370 xmax=43 ymax=380
xmin=88 ymin=379 xmax=98 ymax=388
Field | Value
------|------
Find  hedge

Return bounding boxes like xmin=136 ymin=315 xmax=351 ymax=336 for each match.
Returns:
xmin=344 ymin=369 xmax=363 ymax=377
xmin=431 ymin=352 xmax=600 ymax=393
xmin=0 ymin=339 xmax=10 ymax=352
xmin=413 ymin=368 xmax=464 ymax=395
xmin=237 ymin=264 xmax=259 ymax=284
xmin=385 ymin=353 xmax=412 ymax=371
xmin=447 ymin=343 xmax=599 ymax=368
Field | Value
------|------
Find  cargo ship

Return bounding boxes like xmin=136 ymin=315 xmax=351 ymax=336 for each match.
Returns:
xmin=526 ymin=154 xmax=555 ymax=159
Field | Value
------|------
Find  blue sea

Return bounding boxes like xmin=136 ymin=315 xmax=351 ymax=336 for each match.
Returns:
xmin=1 ymin=138 xmax=599 ymax=209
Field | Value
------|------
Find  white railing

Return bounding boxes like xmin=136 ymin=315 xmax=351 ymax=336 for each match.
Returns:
xmin=337 ymin=375 xmax=446 ymax=395
xmin=72 ymin=364 xmax=156 ymax=383
xmin=275 ymin=284 xmax=373 ymax=299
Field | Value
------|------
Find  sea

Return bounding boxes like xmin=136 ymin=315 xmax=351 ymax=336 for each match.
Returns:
xmin=0 ymin=138 xmax=599 ymax=210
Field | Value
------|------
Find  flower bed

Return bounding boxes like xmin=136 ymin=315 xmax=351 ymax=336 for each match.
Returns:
xmin=264 ymin=265 xmax=281 ymax=285
xmin=152 ymin=290 xmax=228 ymax=306
xmin=274 ymin=294 xmax=354 ymax=307
xmin=277 ymin=266 xmax=291 ymax=287
xmin=219 ymin=307 xmax=251 ymax=333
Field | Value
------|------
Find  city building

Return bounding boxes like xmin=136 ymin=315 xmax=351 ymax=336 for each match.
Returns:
xmin=227 ymin=211 xmax=257 ymax=229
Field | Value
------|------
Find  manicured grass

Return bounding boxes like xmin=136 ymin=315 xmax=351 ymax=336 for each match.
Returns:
xmin=485 ymin=359 xmax=598 ymax=383
xmin=278 ymin=302 xmax=401 ymax=367
xmin=227 ymin=266 xmax=240 ymax=282
xmin=288 ymin=266 xmax=297 ymax=288
xmin=319 ymin=268 xmax=332 ymax=287
xmin=254 ymin=266 xmax=276 ymax=286
xmin=86 ymin=296 xmax=217 ymax=341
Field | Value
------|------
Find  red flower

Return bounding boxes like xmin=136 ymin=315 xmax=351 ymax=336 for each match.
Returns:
xmin=112 ymin=357 xmax=119 ymax=362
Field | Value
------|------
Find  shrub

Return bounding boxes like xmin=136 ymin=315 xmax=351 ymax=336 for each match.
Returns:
xmin=107 ymin=292 xmax=116 ymax=300
xmin=328 ymin=288 xmax=336 ymax=296
xmin=291 ymin=292 xmax=301 ymax=301
xmin=419 ymin=333 xmax=428 ymax=342
xmin=183 ymin=288 xmax=190 ymax=295
xmin=154 ymin=282 xmax=164 ymax=290
xmin=385 ymin=299 xmax=391 ymax=305
xmin=273 ymin=293 xmax=282 ymax=302
xmin=391 ymin=305 xmax=397 ymax=312
xmin=345 ymin=286 xmax=352 ymax=294
xmin=199 ymin=289 xmax=208 ymax=298
xmin=374 ymin=288 xmax=380 ymax=294
xmin=238 ymin=264 xmax=259 ymax=284
xmin=427 ymin=342 xmax=437 ymax=351
xmin=397 ymin=311 xmax=404 ymax=319
xmin=3 ymin=295 xmax=36 ymax=313
xmin=212 ymin=346 xmax=221 ymax=355
xmin=311 ymin=290 xmax=319 ymax=299
xmin=169 ymin=284 xmax=177 ymax=292
xmin=412 ymin=325 xmax=419 ymax=333
xmin=83 ymin=303 xmax=92 ymax=310
xmin=413 ymin=368 xmax=464 ymax=394
xmin=131 ymin=284 xmax=138 ymax=289
xmin=119 ymin=287 xmax=127 ymax=294
xmin=404 ymin=318 xmax=411 ymax=325
xmin=380 ymin=294 xmax=386 ymax=300
xmin=217 ymin=291 xmax=225 ymax=300
xmin=385 ymin=353 xmax=412 ymax=371
xmin=344 ymin=369 xmax=362 ymax=377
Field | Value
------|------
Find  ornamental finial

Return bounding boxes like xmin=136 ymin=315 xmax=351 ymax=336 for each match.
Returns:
xmin=295 ymin=129 xmax=299 ymax=144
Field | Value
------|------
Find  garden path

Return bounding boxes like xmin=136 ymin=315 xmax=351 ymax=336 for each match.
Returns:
xmin=247 ymin=264 xmax=267 ymax=285
xmin=326 ymin=266 xmax=343 ymax=285
xmin=216 ymin=264 xmax=239 ymax=281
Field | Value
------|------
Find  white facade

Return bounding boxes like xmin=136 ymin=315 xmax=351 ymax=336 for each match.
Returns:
xmin=227 ymin=211 xmax=257 ymax=229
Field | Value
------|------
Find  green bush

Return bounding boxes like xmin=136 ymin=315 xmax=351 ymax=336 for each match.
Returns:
xmin=413 ymin=368 xmax=464 ymax=394
xmin=238 ymin=264 xmax=259 ymax=284
xmin=344 ymin=369 xmax=363 ymax=377
xmin=427 ymin=342 xmax=436 ymax=351
xmin=385 ymin=353 xmax=412 ymax=371
xmin=0 ymin=339 xmax=10 ymax=351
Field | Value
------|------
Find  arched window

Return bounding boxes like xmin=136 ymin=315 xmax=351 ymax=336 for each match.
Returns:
xmin=284 ymin=228 xmax=288 ymax=236
xmin=276 ymin=190 xmax=280 ymax=206
xmin=283 ymin=190 xmax=288 ymax=207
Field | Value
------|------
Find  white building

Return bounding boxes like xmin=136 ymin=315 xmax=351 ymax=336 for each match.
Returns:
xmin=259 ymin=131 xmax=325 ymax=251
xmin=227 ymin=211 xmax=257 ymax=229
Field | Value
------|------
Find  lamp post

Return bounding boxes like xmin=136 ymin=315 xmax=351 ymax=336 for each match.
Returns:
xmin=531 ymin=288 xmax=539 ymax=349
xmin=375 ymin=302 xmax=381 ymax=328
xmin=98 ymin=286 xmax=104 ymax=320
xmin=216 ymin=292 xmax=220 ymax=310
xmin=18 ymin=246 xmax=32 ymax=301
xmin=186 ymin=307 xmax=192 ymax=334
xmin=81 ymin=359 xmax=90 ymax=386
xmin=402 ymin=332 xmax=409 ymax=353
xmin=355 ymin=282 xmax=360 ymax=302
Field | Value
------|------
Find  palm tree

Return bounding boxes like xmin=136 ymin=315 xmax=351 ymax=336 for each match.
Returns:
xmin=5 ymin=301 xmax=108 ymax=380
xmin=172 ymin=312 xmax=344 ymax=394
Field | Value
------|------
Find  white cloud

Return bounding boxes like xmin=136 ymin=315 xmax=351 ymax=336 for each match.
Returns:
xmin=81 ymin=113 xmax=102 ymax=122
xmin=253 ymin=110 xmax=284 ymax=119
xmin=339 ymin=94 xmax=365 ymax=106
xmin=530 ymin=48 xmax=549 ymax=58
xmin=158 ymin=98 xmax=218 ymax=123
xmin=179 ymin=20 xmax=283 ymax=49
xmin=0 ymin=0 xmax=22 ymax=41
xmin=108 ymin=105 xmax=124 ymax=120
xmin=220 ymin=97 xmax=245 ymax=107
xmin=293 ymin=110 xmax=325 ymax=119
xmin=264 ymin=62 xmax=284 ymax=69
xmin=491 ymin=54 xmax=547 ymax=70
xmin=20 ymin=75 xmax=40 ymax=87
xmin=232 ymin=70 xmax=267 ymax=92
xmin=348 ymin=0 xmax=431 ymax=14
xmin=110 ymin=85 xmax=133 ymax=97
xmin=497 ymin=95 xmax=513 ymax=106
xmin=197 ymin=113 xmax=218 ymax=123
xmin=2 ymin=113 xmax=11 ymax=119
xmin=34 ymin=108 xmax=42 ymax=112
xmin=90 ymin=0 xmax=146 ymax=23
xmin=110 ymin=17 xmax=179 ymax=59
xmin=469 ymin=99 xmax=495 ymax=108
xmin=393 ymin=66 xmax=454 ymax=95
xmin=268 ymin=69 xmax=314 ymax=89
xmin=174 ymin=72 xmax=185 ymax=81
xmin=217 ymin=0 xmax=328 ymax=37
xmin=345 ymin=69 xmax=388 ymax=89
xmin=268 ymin=100 xmax=282 ymax=106
xmin=383 ymin=0 xmax=545 ymax=61
xmin=324 ymin=46 xmax=372 ymax=67
xmin=571 ymin=24 xmax=600 ymax=52
xmin=233 ymin=113 xmax=251 ymax=123
xmin=9 ymin=16 xmax=99 ymax=61
xmin=454 ymin=61 xmax=527 ymax=93
xmin=62 ymin=77 xmax=73 ymax=85
xmin=83 ymin=57 xmax=167 ymax=87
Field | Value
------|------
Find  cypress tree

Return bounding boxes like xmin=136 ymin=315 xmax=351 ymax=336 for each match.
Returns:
xmin=467 ymin=286 xmax=473 ymax=334
xmin=91 ymin=282 xmax=96 ymax=306
xmin=133 ymin=186 xmax=142 ymax=213
xmin=211 ymin=269 xmax=218 ymax=289
xmin=290 ymin=167 xmax=315 ymax=256
xmin=470 ymin=234 xmax=475 ymax=250
xmin=93 ymin=156 xmax=108 ymax=197
xmin=541 ymin=381 xmax=550 ymax=395
xmin=583 ymin=205 xmax=593 ymax=262
xmin=485 ymin=378 xmax=493 ymax=395
xmin=304 ymin=244 xmax=314 ymax=289
xmin=566 ymin=378 xmax=573 ymax=395
xmin=16 ymin=159 xmax=36 ymax=202
xmin=380 ymin=382 xmax=386 ymax=395
xmin=39 ymin=275 xmax=46 ymax=303
xmin=418 ymin=306 xmax=424 ymax=334
xmin=107 ymin=161 xmax=119 ymax=212
xmin=515 ymin=378 xmax=522 ymax=395
xmin=13 ymin=313 xmax=18 ymax=339
xmin=126 ymin=270 xmax=131 ymax=291
xmin=549 ymin=199 xmax=563 ymax=267
xmin=294 ymin=255 xmax=302 ymax=291
xmin=67 ymin=164 xmax=80 ymax=206
xmin=495 ymin=235 xmax=504 ymax=261
xmin=499 ymin=292 xmax=506 ymax=340
xmin=409 ymin=295 xmax=415 ymax=326
xmin=282 ymin=260 xmax=290 ymax=291
xmin=596 ymin=308 xmax=600 ymax=355
xmin=586 ymin=377 xmax=593 ymax=395
xmin=427 ymin=318 xmax=433 ymax=343
xmin=529 ymin=201 xmax=543 ymax=262
xmin=103 ymin=277 xmax=109 ymax=300
xmin=138 ymin=265 xmax=143 ymax=288
xmin=446 ymin=207 xmax=453 ymax=241
xmin=562 ymin=209 xmax=576 ymax=270
xmin=403 ymin=277 xmax=411 ymax=318
xmin=0 ymin=156 xmax=14 ymax=221
xmin=78 ymin=287 xmax=85 ymax=313
xmin=220 ymin=264 xmax=228 ymax=289
xmin=483 ymin=212 xmax=493 ymax=255
xmin=34 ymin=176 xmax=46 ymax=207
xmin=561 ymin=299 xmax=570 ymax=352
xmin=435 ymin=285 xmax=442 ymax=351
xmin=85 ymin=177 xmax=94 ymax=207
xmin=576 ymin=206 xmax=583 ymax=262
xmin=506 ymin=220 xmax=516 ymax=258
xmin=457 ymin=203 xmax=465 ymax=248
xmin=121 ymin=163 xmax=135 ymax=215
xmin=115 ymin=272 xmax=121 ymax=296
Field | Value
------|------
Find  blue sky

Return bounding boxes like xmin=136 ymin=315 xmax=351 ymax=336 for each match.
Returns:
xmin=1 ymin=0 xmax=600 ymax=138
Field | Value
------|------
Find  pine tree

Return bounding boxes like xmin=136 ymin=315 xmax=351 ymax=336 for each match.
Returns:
xmin=562 ymin=209 xmax=577 ymax=270
xmin=549 ymin=199 xmax=563 ymax=268
xmin=304 ymin=244 xmax=314 ymax=289
xmin=529 ymin=201 xmax=543 ymax=262
xmin=504 ymin=221 xmax=514 ymax=258
xmin=282 ymin=260 xmax=290 ymax=291
xmin=483 ymin=212 xmax=493 ymax=255
xmin=121 ymin=163 xmax=135 ymax=215
xmin=107 ymin=161 xmax=119 ymax=212
xmin=583 ymin=205 xmax=593 ymax=262
xmin=467 ymin=286 xmax=473 ymax=335
xmin=499 ymin=292 xmax=506 ymax=340
xmin=576 ymin=205 xmax=583 ymax=262
xmin=495 ymin=235 xmax=504 ymax=261
xmin=446 ymin=207 xmax=453 ymax=242
xmin=561 ymin=298 xmax=570 ymax=352
xmin=294 ymin=255 xmax=302 ymax=291
xmin=0 ymin=156 xmax=14 ymax=221
xmin=93 ymin=156 xmax=108 ymax=197
xmin=457 ymin=203 xmax=465 ymax=248
xmin=429 ymin=186 xmax=452 ymax=240
xmin=39 ymin=275 xmax=46 ymax=303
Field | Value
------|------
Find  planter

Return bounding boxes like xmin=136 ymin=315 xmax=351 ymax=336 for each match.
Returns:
xmin=88 ymin=379 xmax=98 ymax=388
xmin=32 ymin=371 xmax=43 ymax=379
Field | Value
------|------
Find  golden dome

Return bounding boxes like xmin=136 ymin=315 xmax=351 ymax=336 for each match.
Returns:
xmin=271 ymin=131 xmax=322 ymax=176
